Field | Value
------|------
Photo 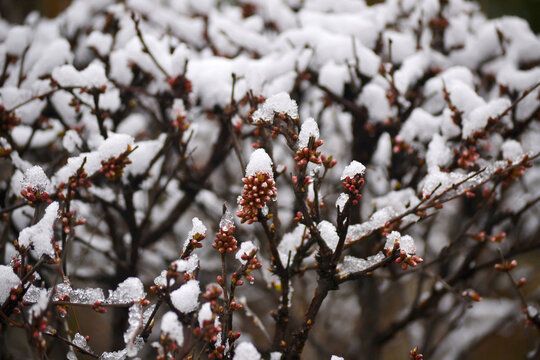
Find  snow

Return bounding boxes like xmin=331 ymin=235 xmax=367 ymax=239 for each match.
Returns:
xmin=124 ymin=304 xmax=144 ymax=357
xmin=198 ymin=302 xmax=213 ymax=327
xmin=72 ymin=333 xmax=91 ymax=352
xmin=421 ymin=167 xmax=467 ymax=197
xmin=5 ymin=26 xmax=32 ymax=56
xmin=346 ymin=207 xmax=395 ymax=242
xmin=338 ymin=252 xmax=385 ymax=276
xmin=62 ymin=130 xmax=83 ymax=153
xmin=125 ymin=134 xmax=166 ymax=177
xmin=252 ymin=92 xmax=298 ymax=123
xmin=233 ymin=342 xmax=261 ymax=360
xmin=153 ymin=271 xmax=168 ymax=288
xmin=245 ymin=149 xmax=274 ymax=177
xmin=372 ymin=132 xmax=392 ymax=168
xmin=383 ymin=31 xmax=416 ymax=64
xmin=18 ymin=202 xmax=59 ymax=259
xmin=318 ymin=61 xmax=349 ymax=96
xmin=28 ymin=290 xmax=49 ymax=320
xmin=359 ymin=83 xmax=395 ymax=124
xmin=25 ymin=38 xmax=73 ymax=85
xmin=400 ymin=235 xmax=416 ymax=255
xmin=52 ymin=63 xmax=108 ymax=88
xmin=109 ymin=50 xmax=133 ymax=85
xmin=501 ymin=140 xmax=523 ymax=160
xmin=297 ymin=117 xmax=320 ymax=149
xmin=171 ymin=254 xmax=199 ymax=274
xmin=220 ymin=204 xmax=235 ymax=230
xmin=318 ymin=220 xmax=339 ymax=252
xmin=341 ymin=160 xmax=366 ymax=180
xmin=384 ymin=231 xmax=416 ymax=255
xmin=426 ymin=134 xmax=453 ymax=170
xmin=53 ymin=133 xmax=134 ymax=185
xmin=0 ymin=265 xmax=20 ymax=305
xmin=161 ymin=311 xmax=184 ymax=345
xmin=462 ymin=98 xmax=512 ymax=139
xmin=278 ymin=225 xmax=306 ymax=266
xmin=182 ymin=217 xmax=207 ymax=252
xmin=21 ymin=165 xmax=50 ymax=192
xmin=400 ymin=108 xmax=442 ymax=143
xmin=336 ymin=193 xmax=349 ymax=212
xmin=55 ymin=284 xmax=105 ymax=304
xmin=107 ymin=277 xmax=145 ymax=304
xmin=236 ymin=241 xmax=258 ymax=265
xmin=170 ymin=280 xmax=200 ymax=313
xmin=86 ymin=31 xmax=113 ymax=57
xmin=99 ymin=349 xmax=127 ymax=360
xmin=0 ymin=87 xmax=46 ymax=125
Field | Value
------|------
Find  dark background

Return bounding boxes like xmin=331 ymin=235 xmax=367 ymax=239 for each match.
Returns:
xmin=0 ymin=0 xmax=539 ymax=33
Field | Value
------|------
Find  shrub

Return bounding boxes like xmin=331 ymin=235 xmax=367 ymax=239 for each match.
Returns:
xmin=0 ymin=0 xmax=539 ymax=359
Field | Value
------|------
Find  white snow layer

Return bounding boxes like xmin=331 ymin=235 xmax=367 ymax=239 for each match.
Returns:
xmin=236 ymin=241 xmax=258 ymax=265
xmin=245 ymin=148 xmax=274 ymax=177
xmin=234 ymin=342 xmax=261 ymax=360
xmin=297 ymin=117 xmax=320 ymax=149
xmin=18 ymin=202 xmax=59 ymax=258
xmin=0 ymin=265 xmax=21 ymax=305
xmin=252 ymin=92 xmax=298 ymax=123
xmin=161 ymin=311 xmax=184 ymax=345
xmin=170 ymin=280 xmax=200 ymax=313
xmin=341 ymin=160 xmax=366 ymax=180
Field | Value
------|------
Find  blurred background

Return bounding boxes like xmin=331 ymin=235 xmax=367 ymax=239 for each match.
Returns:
xmin=0 ymin=0 xmax=539 ymax=33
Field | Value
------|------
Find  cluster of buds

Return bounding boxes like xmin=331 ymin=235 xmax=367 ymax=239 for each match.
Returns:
xmin=461 ymin=289 xmax=482 ymax=302
xmin=203 ymin=284 xmax=223 ymax=306
xmin=194 ymin=317 xmax=221 ymax=343
xmin=236 ymin=173 xmax=277 ymax=224
xmin=6 ymin=283 xmax=22 ymax=304
xmin=243 ymin=252 xmax=263 ymax=272
xmin=241 ymin=257 xmax=262 ymax=284
xmin=0 ymin=105 xmax=21 ymax=136
xmin=393 ymin=135 xmax=413 ymax=154
xmin=409 ymin=346 xmax=424 ymax=360
xmin=342 ymin=175 xmax=365 ymax=205
xmin=92 ymin=301 xmax=107 ymax=313
xmin=193 ymin=309 xmax=226 ymax=360
xmin=30 ymin=316 xmax=49 ymax=353
xmin=167 ymin=75 xmax=192 ymax=97
xmin=229 ymin=298 xmax=243 ymax=311
xmin=213 ymin=225 xmax=238 ymax=253
xmin=385 ymin=239 xmax=424 ymax=271
xmin=20 ymin=186 xmax=52 ymax=207
xmin=68 ymin=96 xmax=82 ymax=113
xmin=156 ymin=336 xmax=179 ymax=360
xmin=321 ymin=154 xmax=337 ymax=169
xmin=471 ymin=231 xmax=506 ymax=243
xmin=57 ymin=167 xmax=91 ymax=200
xmin=456 ymin=146 xmax=480 ymax=169
xmin=170 ymin=99 xmax=190 ymax=132
xmin=494 ymin=259 xmax=518 ymax=272
xmin=499 ymin=157 xmax=532 ymax=187
xmin=172 ymin=110 xmax=189 ymax=131
xmin=100 ymin=147 xmax=133 ymax=181
xmin=182 ymin=233 xmax=205 ymax=258
xmin=60 ymin=210 xmax=86 ymax=235
xmin=294 ymin=139 xmax=324 ymax=169
xmin=55 ymin=294 xmax=70 ymax=317
xmin=394 ymin=250 xmax=424 ymax=270
xmin=12 ymin=259 xmax=33 ymax=282
xmin=208 ymin=344 xmax=226 ymax=360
